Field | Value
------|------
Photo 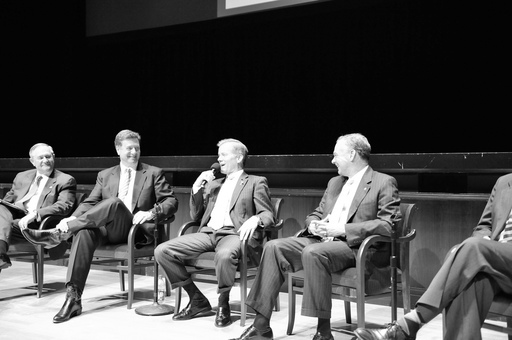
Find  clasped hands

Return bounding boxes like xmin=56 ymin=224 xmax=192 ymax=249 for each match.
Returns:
xmin=308 ymin=215 xmax=346 ymax=238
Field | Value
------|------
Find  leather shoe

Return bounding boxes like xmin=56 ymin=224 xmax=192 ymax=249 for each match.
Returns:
xmin=354 ymin=321 xmax=415 ymax=340
xmin=312 ymin=332 xmax=334 ymax=340
xmin=172 ymin=299 xmax=212 ymax=321
xmin=0 ymin=253 xmax=12 ymax=270
xmin=53 ymin=284 xmax=82 ymax=323
xmin=229 ymin=325 xmax=273 ymax=340
xmin=22 ymin=228 xmax=69 ymax=249
xmin=214 ymin=305 xmax=232 ymax=327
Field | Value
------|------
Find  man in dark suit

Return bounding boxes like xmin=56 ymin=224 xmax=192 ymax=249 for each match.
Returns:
xmin=154 ymin=138 xmax=275 ymax=328
xmin=23 ymin=129 xmax=178 ymax=323
xmin=354 ymin=174 xmax=512 ymax=340
xmin=0 ymin=143 xmax=76 ymax=272
xmin=231 ymin=133 xmax=402 ymax=340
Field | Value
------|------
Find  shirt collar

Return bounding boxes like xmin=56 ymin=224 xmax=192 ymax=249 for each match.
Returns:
xmin=347 ymin=165 xmax=368 ymax=185
xmin=226 ymin=169 xmax=243 ymax=182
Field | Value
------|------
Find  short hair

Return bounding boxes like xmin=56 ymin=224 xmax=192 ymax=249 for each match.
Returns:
xmin=337 ymin=133 xmax=371 ymax=161
xmin=217 ymin=138 xmax=249 ymax=166
xmin=29 ymin=143 xmax=54 ymax=159
xmin=115 ymin=129 xmax=141 ymax=148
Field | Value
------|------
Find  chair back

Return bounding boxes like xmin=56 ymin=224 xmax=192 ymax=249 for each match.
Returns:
xmin=396 ymin=203 xmax=416 ymax=237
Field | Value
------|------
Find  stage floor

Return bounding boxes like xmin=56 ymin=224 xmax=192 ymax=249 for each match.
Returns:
xmin=0 ymin=261 xmax=506 ymax=340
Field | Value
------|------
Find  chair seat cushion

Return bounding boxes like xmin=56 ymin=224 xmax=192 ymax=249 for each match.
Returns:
xmin=332 ymin=265 xmax=402 ymax=296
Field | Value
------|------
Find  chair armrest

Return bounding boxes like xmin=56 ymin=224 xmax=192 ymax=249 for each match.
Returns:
xmin=178 ymin=220 xmax=201 ymax=237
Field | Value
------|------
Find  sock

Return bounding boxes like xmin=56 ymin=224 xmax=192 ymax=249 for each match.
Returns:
xmin=0 ymin=240 xmax=8 ymax=254
xmin=218 ymin=290 xmax=230 ymax=308
xmin=183 ymin=282 xmax=205 ymax=302
xmin=253 ymin=313 xmax=270 ymax=331
xmin=317 ymin=318 xmax=331 ymax=337
xmin=397 ymin=310 xmax=421 ymax=337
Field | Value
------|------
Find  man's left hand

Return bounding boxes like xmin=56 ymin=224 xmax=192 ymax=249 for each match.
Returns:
xmin=18 ymin=212 xmax=37 ymax=230
xmin=238 ymin=215 xmax=260 ymax=241
xmin=132 ymin=210 xmax=154 ymax=225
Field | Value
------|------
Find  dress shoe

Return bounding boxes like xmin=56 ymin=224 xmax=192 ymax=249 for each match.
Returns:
xmin=53 ymin=284 xmax=82 ymax=323
xmin=0 ymin=253 xmax=12 ymax=270
xmin=354 ymin=321 xmax=415 ymax=340
xmin=214 ymin=305 xmax=232 ymax=327
xmin=172 ymin=298 xmax=212 ymax=321
xmin=312 ymin=331 xmax=334 ymax=340
xmin=22 ymin=228 xmax=69 ymax=249
xmin=229 ymin=325 xmax=273 ymax=340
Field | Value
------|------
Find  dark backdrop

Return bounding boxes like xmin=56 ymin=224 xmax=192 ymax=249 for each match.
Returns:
xmin=2 ymin=0 xmax=509 ymax=158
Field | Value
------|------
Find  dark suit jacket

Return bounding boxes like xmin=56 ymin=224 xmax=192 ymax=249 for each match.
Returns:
xmin=473 ymin=173 xmax=512 ymax=240
xmin=3 ymin=169 xmax=76 ymax=221
xmin=299 ymin=166 xmax=401 ymax=268
xmin=72 ymin=163 xmax=178 ymax=220
xmin=190 ymin=172 xmax=275 ymax=238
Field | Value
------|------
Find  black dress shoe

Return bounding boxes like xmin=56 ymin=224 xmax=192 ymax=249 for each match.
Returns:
xmin=53 ymin=284 xmax=82 ymax=323
xmin=214 ymin=305 xmax=232 ymax=327
xmin=0 ymin=253 xmax=12 ymax=270
xmin=22 ymin=228 xmax=67 ymax=249
xmin=172 ymin=299 xmax=212 ymax=321
xmin=312 ymin=331 xmax=334 ymax=340
xmin=229 ymin=325 xmax=273 ymax=340
xmin=354 ymin=321 xmax=415 ymax=340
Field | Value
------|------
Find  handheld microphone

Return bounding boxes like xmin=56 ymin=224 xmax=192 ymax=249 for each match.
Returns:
xmin=200 ymin=162 xmax=220 ymax=188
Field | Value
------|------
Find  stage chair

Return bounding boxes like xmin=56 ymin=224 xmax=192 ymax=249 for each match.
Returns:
xmin=91 ymin=206 xmax=175 ymax=309
xmin=7 ymin=192 xmax=87 ymax=297
xmin=287 ymin=202 xmax=417 ymax=333
xmin=174 ymin=197 xmax=284 ymax=326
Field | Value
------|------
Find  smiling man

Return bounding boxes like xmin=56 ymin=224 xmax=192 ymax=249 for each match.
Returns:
xmin=231 ymin=133 xmax=402 ymax=340
xmin=23 ymin=129 xmax=178 ymax=323
xmin=0 ymin=143 xmax=76 ymax=272
xmin=154 ymin=138 xmax=275 ymax=328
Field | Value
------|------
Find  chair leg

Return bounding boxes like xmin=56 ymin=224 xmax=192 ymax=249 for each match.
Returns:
xmin=287 ymin=274 xmax=296 ymax=335
xmin=343 ymin=287 xmax=352 ymax=324
xmin=356 ymin=290 xmax=366 ymax=328
xmin=119 ymin=261 xmax=126 ymax=291
xmin=36 ymin=246 xmax=44 ymax=298
xmin=127 ymin=259 xmax=134 ymax=309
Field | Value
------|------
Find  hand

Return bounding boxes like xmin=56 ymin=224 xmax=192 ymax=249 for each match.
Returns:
xmin=18 ymin=212 xmax=37 ymax=230
xmin=238 ymin=215 xmax=260 ymax=241
xmin=57 ymin=216 xmax=76 ymax=232
xmin=132 ymin=210 xmax=154 ymax=225
xmin=308 ymin=216 xmax=329 ymax=237
xmin=192 ymin=170 xmax=216 ymax=192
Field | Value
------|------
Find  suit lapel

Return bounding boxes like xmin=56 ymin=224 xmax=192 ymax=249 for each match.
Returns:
xmin=37 ymin=171 xmax=57 ymax=208
xmin=492 ymin=179 xmax=512 ymax=239
xmin=347 ymin=167 xmax=372 ymax=221
xmin=229 ymin=172 xmax=248 ymax=211
xmin=131 ymin=163 xmax=146 ymax=211
xmin=109 ymin=166 xmax=122 ymax=198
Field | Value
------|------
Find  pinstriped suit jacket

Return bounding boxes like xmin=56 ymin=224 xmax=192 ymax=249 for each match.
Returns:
xmin=190 ymin=171 xmax=275 ymax=234
xmin=473 ymin=173 xmax=512 ymax=240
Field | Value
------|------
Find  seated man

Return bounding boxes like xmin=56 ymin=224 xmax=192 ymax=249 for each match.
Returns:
xmin=232 ymin=133 xmax=402 ymax=340
xmin=154 ymin=138 xmax=275 ymax=328
xmin=354 ymin=173 xmax=512 ymax=340
xmin=23 ymin=129 xmax=178 ymax=323
xmin=0 ymin=142 xmax=76 ymax=272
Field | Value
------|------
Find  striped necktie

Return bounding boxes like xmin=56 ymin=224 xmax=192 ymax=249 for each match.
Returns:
xmin=499 ymin=211 xmax=512 ymax=243
xmin=15 ymin=175 xmax=42 ymax=208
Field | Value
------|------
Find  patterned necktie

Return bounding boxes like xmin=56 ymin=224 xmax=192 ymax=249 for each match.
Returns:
xmin=499 ymin=212 xmax=512 ymax=243
xmin=119 ymin=168 xmax=131 ymax=203
xmin=15 ymin=175 xmax=42 ymax=208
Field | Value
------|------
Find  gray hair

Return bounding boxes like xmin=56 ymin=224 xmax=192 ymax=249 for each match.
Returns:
xmin=217 ymin=138 xmax=249 ymax=166
xmin=29 ymin=143 xmax=54 ymax=159
xmin=337 ymin=133 xmax=371 ymax=161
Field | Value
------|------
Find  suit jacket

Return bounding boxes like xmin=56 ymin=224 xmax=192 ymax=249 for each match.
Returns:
xmin=3 ymin=169 xmax=76 ymax=221
xmin=190 ymin=172 xmax=275 ymax=237
xmin=72 ymin=162 xmax=178 ymax=221
xmin=473 ymin=173 xmax=512 ymax=240
xmin=299 ymin=166 xmax=401 ymax=268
